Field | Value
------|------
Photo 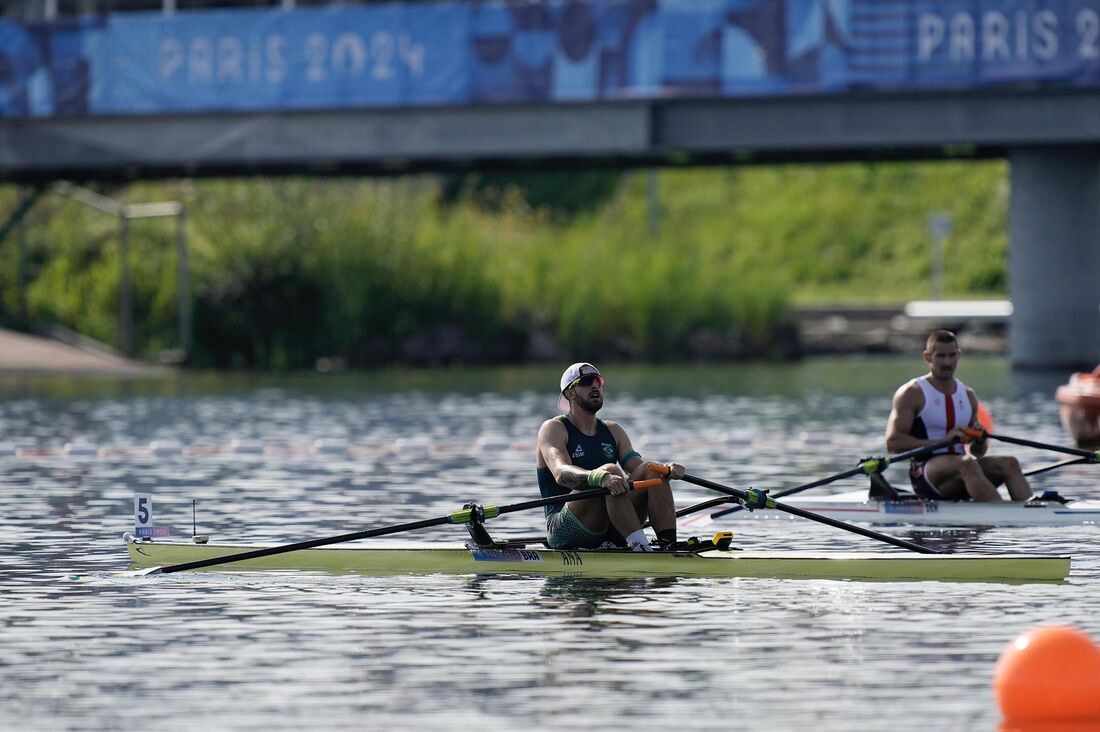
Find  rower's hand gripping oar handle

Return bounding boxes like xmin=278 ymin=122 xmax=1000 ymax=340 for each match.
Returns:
xmin=647 ymin=462 xmax=671 ymax=477
xmin=963 ymin=427 xmax=987 ymax=442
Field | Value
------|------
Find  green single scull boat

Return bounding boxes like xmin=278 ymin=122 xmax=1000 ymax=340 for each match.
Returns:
xmin=125 ymin=536 xmax=1069 ymax=583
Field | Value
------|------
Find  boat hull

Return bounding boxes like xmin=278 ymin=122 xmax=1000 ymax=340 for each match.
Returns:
xmin=719 ymin=490 xmax=1100 ymax=527
xmin=126 ymin=539 xmax=1069 ymax=583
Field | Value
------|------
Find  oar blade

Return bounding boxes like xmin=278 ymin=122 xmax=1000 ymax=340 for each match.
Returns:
xmin=121 ymin=566 xmax=164 ymax=577
xmin=67 ymin=566 xmax=165 ymax=581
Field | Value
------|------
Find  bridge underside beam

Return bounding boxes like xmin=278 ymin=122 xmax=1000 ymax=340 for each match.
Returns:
xmin=1009 ymin=147 xmax=1100 ymax=371
xmin=4 ymin=90 xmax=1100 ymax=182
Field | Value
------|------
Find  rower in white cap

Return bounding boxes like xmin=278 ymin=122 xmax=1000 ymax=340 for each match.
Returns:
xmin=536 ymin=362 xmax=684 ymax=551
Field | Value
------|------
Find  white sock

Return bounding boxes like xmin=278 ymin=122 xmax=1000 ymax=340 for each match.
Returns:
xmin=626 ymin=529 xmax=653 ymax=552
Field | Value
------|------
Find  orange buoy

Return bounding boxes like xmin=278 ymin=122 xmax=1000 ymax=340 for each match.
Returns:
xmin=977 ymin=401 xmax=995 ymax=432
xmin=998 ymin=720 xmax=1100 ymax=732
xmin=994 ymin=625 xmax=1100 ymax=723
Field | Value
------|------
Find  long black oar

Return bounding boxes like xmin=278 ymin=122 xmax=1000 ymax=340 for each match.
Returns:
xmin=707 ymin=436 xmax=960 ymax=521
xmin=647 ymin=463 xmax=938 ymax=554
xmin=969 ymin=429 xmax=1100 ymax=462
xmin=134 ymin=478 xmax=663 ymax=575
xmin=1025 ymin=457 xmax=1091 ymax=478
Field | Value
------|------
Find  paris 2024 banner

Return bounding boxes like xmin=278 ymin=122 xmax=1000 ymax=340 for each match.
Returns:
xmin=2 ymin=0 xmax=1099 ymax=118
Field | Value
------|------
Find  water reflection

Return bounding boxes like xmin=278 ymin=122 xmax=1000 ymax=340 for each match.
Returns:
xmin=902 ymin=528 xmax=991 ymax=552
xmin=534 ymin=576 xmax=682 ymax=611
xmin=2 ymin=359 xmax=1099 ymax=731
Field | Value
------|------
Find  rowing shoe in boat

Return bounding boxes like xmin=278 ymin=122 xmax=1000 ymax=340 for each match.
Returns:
xmin=125 ymin=535 xmax=1069 ymax=583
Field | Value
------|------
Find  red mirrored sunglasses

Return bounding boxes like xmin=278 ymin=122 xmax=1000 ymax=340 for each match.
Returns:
xmin=569 ymin=374 xmax=604 ymax=389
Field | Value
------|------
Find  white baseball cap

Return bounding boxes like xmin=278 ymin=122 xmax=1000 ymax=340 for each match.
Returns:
xmin=557 ymin=362 xmax=602 ymax=412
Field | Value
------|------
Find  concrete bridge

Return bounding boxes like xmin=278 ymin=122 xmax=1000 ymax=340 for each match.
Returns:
xmin=1 ymin=1 xmax=1098 ymax=369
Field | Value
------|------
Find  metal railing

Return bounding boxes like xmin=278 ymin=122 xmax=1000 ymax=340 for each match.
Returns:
xmin=52 ymin=182 xmax=191 ymax=361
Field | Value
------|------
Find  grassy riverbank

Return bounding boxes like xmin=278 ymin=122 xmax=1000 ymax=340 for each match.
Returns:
xmin=0 ymin=160 xmax=1008 ymax=368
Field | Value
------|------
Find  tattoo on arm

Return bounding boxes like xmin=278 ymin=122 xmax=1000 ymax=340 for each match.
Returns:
xmin=556 ymin=466 xmax=591 ymax=490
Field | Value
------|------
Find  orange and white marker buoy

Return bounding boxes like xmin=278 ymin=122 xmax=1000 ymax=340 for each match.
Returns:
xmin=994 ymin=625 xmax=1100 ymax=724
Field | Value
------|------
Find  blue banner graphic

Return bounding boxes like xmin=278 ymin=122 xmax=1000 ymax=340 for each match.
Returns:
xmin=2 ymin=0 xmax=1099 ymax=119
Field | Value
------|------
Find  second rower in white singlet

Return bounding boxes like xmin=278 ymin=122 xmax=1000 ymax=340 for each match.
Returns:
xmin=885 ymin=330 xmax=1032 ymax=502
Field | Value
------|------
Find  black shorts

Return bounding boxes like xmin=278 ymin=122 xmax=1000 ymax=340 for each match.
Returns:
xmin=909 ymin=459 xmax=951 ymax=500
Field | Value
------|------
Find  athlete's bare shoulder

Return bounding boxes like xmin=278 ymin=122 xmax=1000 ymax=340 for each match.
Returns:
xmin=538 ymin=416 xmax=566 ymax=437
xmin=537 ymin=417 xmax=572 ymax=469
xmin=892 ymin=378 xmax=925 ymax=409
xmin=602 ymin=419 xmax=628 ymax=438
xmin=963 ymin=384 xmax=981 ymax=410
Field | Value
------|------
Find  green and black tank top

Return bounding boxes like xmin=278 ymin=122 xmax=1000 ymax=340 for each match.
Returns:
xmin=537 ymin=416 xmax=620 ymax=518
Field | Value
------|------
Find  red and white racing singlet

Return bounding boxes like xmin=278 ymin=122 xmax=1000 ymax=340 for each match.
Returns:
xmin=913 ymin=376 xmax=973 ymax=455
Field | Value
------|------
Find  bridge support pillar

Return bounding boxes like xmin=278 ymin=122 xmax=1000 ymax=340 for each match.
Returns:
xmin=1008 ymin=146 xmax=1100 ymax=370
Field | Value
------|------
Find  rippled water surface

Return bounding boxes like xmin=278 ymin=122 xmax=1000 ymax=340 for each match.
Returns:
xmin=2 ymin=357 xmax=1098 ymax=731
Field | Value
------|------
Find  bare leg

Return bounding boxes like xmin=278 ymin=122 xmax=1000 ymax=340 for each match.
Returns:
xmin=958 ymin=457 xmax=1004 ymax=501
xmin=925 ymin=454 xmax=1002 ymax=501
xmin=634 ymin=482 xmax=675 ymax=534
xmin=626 ymin=463 xmax=676 ymax=536
xmin=980 ymin=455 xmax=1032 ymax=501
xmin=606 ymin=494 xmax=645 ymax=538
xmin=568 ymin=492 xmax=646 ymax=536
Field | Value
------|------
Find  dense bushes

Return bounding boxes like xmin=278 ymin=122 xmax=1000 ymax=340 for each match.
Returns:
xmin=0 ymin=160 xmax=1008 ymax=368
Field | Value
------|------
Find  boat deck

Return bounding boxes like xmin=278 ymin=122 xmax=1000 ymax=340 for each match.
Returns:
xmin=126 ymin=539 xmax=1070 ymax=583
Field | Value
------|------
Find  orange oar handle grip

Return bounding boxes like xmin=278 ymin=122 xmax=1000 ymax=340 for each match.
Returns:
xmin=632 ymin=478 xmax=663 ymax=490
xmin=963 ymin=427 xmax=987 ymax=442
xmin=646 ymin=461 xmax=671 ymax=477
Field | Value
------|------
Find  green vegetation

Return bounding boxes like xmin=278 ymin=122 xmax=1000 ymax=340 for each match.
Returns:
xmin=0 ymin=160 xmax=1008 ymax=368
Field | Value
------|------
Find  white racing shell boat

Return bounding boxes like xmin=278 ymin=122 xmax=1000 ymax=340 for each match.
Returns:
xmin=707 ymin=489 xmax=1100 ymax=527
xmin=679 ymin=435 xmax=1100 ymax=529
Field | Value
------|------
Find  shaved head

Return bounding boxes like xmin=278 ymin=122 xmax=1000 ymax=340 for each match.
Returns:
xmin=925 ymin=329 xmax=958 ymax=353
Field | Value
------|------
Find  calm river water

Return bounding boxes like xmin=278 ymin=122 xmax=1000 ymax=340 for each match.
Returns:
xmin=2 ymin=356 xmax=1097 ymax=731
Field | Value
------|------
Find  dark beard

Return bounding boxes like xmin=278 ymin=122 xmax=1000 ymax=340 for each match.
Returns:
xmin=576 ymin=394 xmax=603 ymax=414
